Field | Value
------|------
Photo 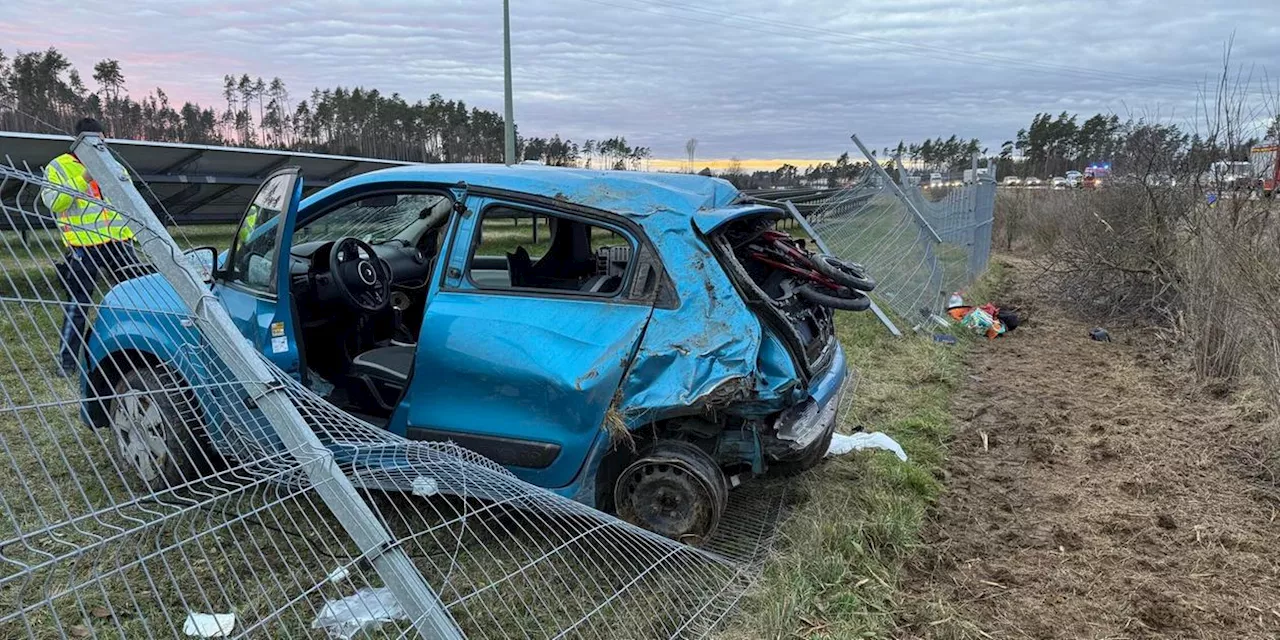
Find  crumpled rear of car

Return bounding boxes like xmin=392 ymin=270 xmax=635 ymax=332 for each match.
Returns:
xmin=608 ymin=200 xmax=846 ymax=466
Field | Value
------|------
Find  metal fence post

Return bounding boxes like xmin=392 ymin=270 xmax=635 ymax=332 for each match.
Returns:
xmin=893 ymin=153 xmax=907 ymax=187
xmin=851 ymin=134 xmax=942 ymax=244
xmin=73 ymin=133 xmax=463 ymax=640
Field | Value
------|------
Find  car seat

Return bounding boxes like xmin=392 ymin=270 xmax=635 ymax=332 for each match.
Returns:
xmin=348 ymin=345 xmax=415 ymax=413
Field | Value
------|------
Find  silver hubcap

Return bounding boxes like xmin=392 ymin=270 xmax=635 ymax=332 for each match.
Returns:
xmin=111 ymin=391 xmax=168 ymax=483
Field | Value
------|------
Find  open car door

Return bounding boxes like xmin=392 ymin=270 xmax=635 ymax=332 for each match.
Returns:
xmin=404 ymin=197 xmax=658 ymax=491
xmin=213 ymin=167 xmax=305 ymax=374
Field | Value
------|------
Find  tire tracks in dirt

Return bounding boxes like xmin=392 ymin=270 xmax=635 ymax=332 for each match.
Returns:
xmin=899 ymin=260 xmax=1280 ymax=639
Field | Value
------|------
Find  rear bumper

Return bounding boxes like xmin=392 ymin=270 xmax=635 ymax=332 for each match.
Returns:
xmin=763 ymin=342 xmax=849 ymax=461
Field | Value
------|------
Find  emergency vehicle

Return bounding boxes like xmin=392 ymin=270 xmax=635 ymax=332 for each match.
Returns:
xmin=1251 ymin=144 xmax=1279 ymax=197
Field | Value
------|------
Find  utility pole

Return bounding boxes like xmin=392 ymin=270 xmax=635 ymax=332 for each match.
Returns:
xmin=503 ymin=0 xmax=516 ymax=165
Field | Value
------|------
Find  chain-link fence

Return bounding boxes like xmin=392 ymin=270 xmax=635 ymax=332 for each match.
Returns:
xmin=0 ymin=134 xmax=787 ymax=639
xmin=784 ymin=137 xmax=996 ymax=329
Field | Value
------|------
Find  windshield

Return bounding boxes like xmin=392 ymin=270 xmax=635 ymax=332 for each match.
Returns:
xmin=295 ymin=193 xmax=449 ymax=245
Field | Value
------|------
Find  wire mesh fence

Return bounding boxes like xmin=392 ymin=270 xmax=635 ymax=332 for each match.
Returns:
xmin=0 ymin=134 xmax=790 ymax=639
xmin=788 ymin=141 xmax=996 ymax=329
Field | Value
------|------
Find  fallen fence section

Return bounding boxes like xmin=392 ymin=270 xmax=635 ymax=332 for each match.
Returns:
xmin=0 ymin=134 xmax=784 ymax=639
xmin=773 ymin=134 xmax=996 ymax=332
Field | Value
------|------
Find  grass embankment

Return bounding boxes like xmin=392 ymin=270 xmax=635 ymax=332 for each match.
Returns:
xmin=727 ymin=262 xmax=1006 ymax=639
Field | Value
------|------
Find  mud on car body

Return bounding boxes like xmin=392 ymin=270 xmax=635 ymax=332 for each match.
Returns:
xmin=82 ymin=164 xmax=870 ymax=543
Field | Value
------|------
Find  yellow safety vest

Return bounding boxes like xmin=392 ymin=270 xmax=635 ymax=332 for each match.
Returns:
xmin=41 ymin=153 xmax=135 ymax=247
xmin=238 ymin=205 xmax=260 ymax=246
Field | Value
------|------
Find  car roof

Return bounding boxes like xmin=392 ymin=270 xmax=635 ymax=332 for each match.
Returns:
xmin=301 ymin=163 xmax=746 ymax=222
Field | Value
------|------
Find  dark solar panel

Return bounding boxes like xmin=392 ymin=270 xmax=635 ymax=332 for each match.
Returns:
xmin=0 ymin=132 xmax=413 ymax=229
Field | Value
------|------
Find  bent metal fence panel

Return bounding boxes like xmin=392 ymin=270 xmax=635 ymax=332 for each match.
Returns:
xmin=787 ymin=146 xmax=995 ymax=329
xmin=0 ymin=134 xmax=784 ymax=639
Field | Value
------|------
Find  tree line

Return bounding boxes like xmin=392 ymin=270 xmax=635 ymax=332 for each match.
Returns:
xmin=0 ymin=47 xmax=650 ymax=168
xmin=896 ymin=112 xmax=1280 ymax=180
xmin=724 ymin=103 xmax=1280 ymax=189
xmin=7 ymin=48 xmax=1274 ymax=187
xmin=713 ymin=152 xmax=881 ymax=191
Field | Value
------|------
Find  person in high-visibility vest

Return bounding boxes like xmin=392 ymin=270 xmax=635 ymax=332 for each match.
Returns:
xmin=238 ymin=204 xmax=261 ymax=246
xmin=41 ymin=118 xmax=138 ymax=377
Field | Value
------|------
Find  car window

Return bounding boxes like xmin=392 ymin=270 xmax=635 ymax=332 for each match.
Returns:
xmin=227 ymin=173 xmax=293 ymax=291
xmin=295 ymin=193 xmax=448 ymax=246
xmin=467 ymin=206 xmax=633 ymax=296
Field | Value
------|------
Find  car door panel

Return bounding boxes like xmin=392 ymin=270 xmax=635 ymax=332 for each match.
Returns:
xmin=405 ymin=196 xmax=654 ymax=488
xmin=409 ymin=292 xmax=650 ymax=487
xmin=212 ymin=168 xmax=304 ymax=375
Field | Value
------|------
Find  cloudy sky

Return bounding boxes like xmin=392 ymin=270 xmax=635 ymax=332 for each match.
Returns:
xmin=3 ymin=0 xmax=1276 ymax=163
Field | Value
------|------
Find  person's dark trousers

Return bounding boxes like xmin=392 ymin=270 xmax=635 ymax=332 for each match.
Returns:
xmin=57 ymin=241 xmax=138 ymax=375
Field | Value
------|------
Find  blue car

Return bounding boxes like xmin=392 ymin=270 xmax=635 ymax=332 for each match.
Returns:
xmin=84 ymin=165 xmax=862 ymax=542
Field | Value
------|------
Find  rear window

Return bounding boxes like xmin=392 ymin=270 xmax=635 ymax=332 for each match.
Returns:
xmin=467 ymin=206 xmax=634 ymax=296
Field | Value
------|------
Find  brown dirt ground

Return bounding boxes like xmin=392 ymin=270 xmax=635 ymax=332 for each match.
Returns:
xmin=899 ymin=258 xmax=1280 ymax=639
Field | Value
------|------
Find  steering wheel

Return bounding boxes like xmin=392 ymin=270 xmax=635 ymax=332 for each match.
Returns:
xmin=328 ymin=237 xmax=391 ymax=313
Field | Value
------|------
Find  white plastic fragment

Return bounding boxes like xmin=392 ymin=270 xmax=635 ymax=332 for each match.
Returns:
xmin=312 ymin=587 xmax=406 ymax=639
xmin=825 ymin=432 xmax=908 ymax=461
xmin=182 ymin=612 xmax=236 ymax=638
xmin=326 ymin=565 xmax=351 ymax=584
xmin=411 ymin=476 xmax=439 ymax=497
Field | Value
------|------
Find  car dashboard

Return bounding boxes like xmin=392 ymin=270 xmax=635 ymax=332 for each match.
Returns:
xmin=289 ymin=239 xmax=434 ymax=292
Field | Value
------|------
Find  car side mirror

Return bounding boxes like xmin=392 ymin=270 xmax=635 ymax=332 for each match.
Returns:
xmin=184 ymin=246 xmax=217 ymax=284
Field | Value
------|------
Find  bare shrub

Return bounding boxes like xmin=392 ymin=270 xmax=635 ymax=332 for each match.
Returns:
xmin=1036 ymin=181 xmax=1192 ymax=321
xmin=1184 ymin=200 xmax=1280 ymax=388
xmin=995 ymin=188 xmax=1073 ymax=255
xmin=1002 ymin=47 xmax=1280 ymax=396
xmin=1179 ymin=214 xmax=1253 ymax=382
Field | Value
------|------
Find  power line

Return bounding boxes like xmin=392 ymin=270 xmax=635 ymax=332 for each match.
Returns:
xmin=572 ymin=0 xmax=1200 ymax=90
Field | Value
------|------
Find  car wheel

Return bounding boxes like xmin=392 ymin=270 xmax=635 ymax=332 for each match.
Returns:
xmin=613 ymin=440 xmax=728 ymax=545
xmin=796 ymin=284 xmax=871 ymax=311
xmin=810 ymin=254 xmax=876 ymax=292
xmin=107 ymin=364 xmax=207 ymax=491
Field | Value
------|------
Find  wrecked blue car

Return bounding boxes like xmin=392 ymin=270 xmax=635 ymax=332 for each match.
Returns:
xmin=84 ymin=165 xmax=869 ymax=542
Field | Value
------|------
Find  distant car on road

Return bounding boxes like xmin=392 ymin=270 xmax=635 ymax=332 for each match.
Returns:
xmin=1051 ymin=176 xmax=1069 ymax=189
xmin=1065 ymin=170 xmax=1083 ymax=188
xmin=1022 ymin=176 xmax=1043 ymax=187
xmin=1001 ymin=176 xmax=1022 ymax=187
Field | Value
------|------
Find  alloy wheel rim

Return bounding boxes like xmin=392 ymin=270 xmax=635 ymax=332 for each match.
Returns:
xmin=111 ymin=392 xmax=168 ymax=483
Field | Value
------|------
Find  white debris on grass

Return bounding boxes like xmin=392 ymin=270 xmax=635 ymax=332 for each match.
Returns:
xmin=326 ymin=564 xmax=351 ymax=584
xmin=182 ymin=612 xmax=236 ymax=638
xmin=312 ymin=587 xmax=406 ymax=639
xmin=826 ymin=431 xmax=908 ymax=461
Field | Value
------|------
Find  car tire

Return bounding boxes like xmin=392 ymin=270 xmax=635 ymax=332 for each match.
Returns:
xmin=613 ymin=440 xmax=728 ymax=545
xmin=797 ymin=284 xmax=871 ymax=311
xmin=810 ymin=254 xmax=876 ymax=292
xmin=107 ymin=364 xmax=209 ymax=491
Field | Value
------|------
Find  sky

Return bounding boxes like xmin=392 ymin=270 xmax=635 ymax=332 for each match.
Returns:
xmin=2 ymin=0 xmax=1277 ymax=164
